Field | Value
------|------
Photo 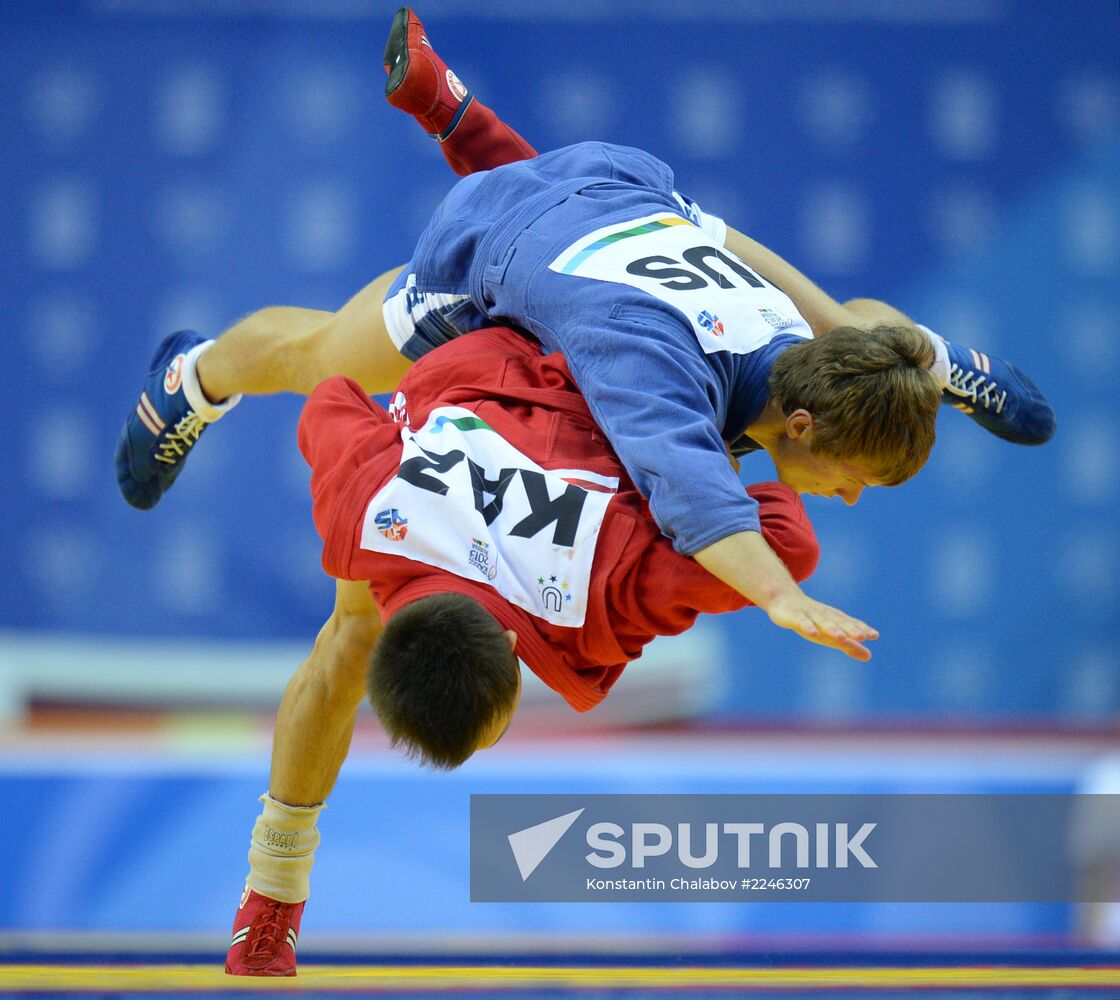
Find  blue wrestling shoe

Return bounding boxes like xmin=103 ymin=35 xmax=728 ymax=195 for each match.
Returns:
xmin=942 ymin=341 xmax=1056 ymax=445
xmin=116 ymin=330 xmax=218 ymax=509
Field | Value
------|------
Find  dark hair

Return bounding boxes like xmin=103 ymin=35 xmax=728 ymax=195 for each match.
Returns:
xmin=368 ymin=592 xmax=519 ymax=770
xmin=768 ymin=325 xmax=940 ymax=485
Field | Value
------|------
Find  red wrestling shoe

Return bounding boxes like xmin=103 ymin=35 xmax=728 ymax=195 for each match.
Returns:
xmin=225 ymin=886 xmax=305 ymax=977
xmin=384 ymin=7 xmax=473 ymax=140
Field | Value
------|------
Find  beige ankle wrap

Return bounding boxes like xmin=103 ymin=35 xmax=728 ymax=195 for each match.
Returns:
xmin=245 ymin=792 xmax=325 ymax=904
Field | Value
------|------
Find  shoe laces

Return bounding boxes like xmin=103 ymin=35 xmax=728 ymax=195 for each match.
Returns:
xmin=947 ymin=362 xmax=1007 ymax=414
xmin=246 ymin=899 xmax=290 ymax=961
xmin=154 ymin=412 xmax=207 ymax=465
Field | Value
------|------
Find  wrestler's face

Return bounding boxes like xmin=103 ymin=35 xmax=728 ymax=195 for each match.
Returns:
xmin=475 ymin=632 xmax=522 ymax=751
xmin=771 ymin=411 xmax=882 ymax=506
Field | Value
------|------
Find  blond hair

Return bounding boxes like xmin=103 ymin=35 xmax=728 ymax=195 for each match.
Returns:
xmin=768 ymin=325 xmax=940 ymax=485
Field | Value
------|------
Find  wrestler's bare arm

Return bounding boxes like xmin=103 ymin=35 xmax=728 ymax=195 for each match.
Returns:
xmin=693 ymin=530 xmax=876 ymax=662
xmin=268 ymin=578 xmax=382 ymax=807
xmin=723 ymin=225 xmax=916 ymax=337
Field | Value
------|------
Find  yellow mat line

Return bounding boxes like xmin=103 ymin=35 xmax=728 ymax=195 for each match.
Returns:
xmin=1 ymin=964 xmax=1119 ymax=991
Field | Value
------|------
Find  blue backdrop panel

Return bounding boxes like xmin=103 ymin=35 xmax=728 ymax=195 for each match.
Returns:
xmin=0 ymin=1 xmax=1117 ymax=720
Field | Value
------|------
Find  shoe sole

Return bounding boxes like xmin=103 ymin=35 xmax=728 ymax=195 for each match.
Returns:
xmin=384 ymin=7 xmax=411 ymax=98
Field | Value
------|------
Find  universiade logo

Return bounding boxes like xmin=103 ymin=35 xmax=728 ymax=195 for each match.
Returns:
xmin=507 ymin=809 xmax=877 ymax=882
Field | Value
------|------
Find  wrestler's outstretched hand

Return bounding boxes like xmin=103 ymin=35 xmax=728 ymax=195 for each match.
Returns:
xmin=693 ymin=529 xmax=877 ymax=662
xmin=764 ymin=591 xmax=878 ymax=662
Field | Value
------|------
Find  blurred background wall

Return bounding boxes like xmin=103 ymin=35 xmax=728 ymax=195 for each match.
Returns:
xmin=0 ymin=0 xmax=1117 ymax=951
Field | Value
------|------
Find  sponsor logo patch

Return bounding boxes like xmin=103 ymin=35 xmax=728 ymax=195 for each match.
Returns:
xmin=759 ymin=307 xmax=794 ymax=330
xmin=375 ymin=507 xmax=409 ymax=541
xmin=446 ymin=69 xmax=468 ymax=102
xmin=468 ymin=537 xmax=499 ymax=581
xmin=164 ymin=354 xmax=186 ymax=394
xmin=262 ymin=825 xmax=298 ymax=852
xmin=697 ymin=310 xmax=725 ymax=336
xmin=404 ymin=278 xmax=426 ymax=314
xmin=388 ymin=391 xmax=408 ymax=425
xmin=536 ymin=573 xmax=575 ymax=613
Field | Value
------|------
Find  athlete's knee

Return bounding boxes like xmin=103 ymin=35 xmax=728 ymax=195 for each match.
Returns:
xmin=300 ymin=268 xmax=412 ymax=394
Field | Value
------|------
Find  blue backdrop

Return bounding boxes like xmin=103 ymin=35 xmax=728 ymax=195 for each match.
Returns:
xmin=1 ymin=0 xmax=1117 ymax=722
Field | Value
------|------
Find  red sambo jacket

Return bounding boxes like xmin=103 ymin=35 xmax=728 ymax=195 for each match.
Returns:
xmin=298 ymin=326 xmax=818 ymax=712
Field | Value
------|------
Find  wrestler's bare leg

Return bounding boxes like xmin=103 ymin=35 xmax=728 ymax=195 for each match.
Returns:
xmin=197 ymin=265 xmax=409 ymax=401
